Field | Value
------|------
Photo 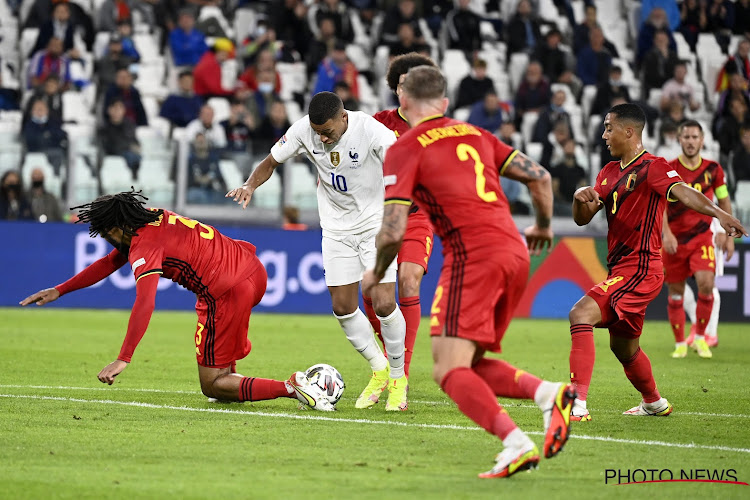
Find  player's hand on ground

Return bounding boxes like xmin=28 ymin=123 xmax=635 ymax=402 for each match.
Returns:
xmin=361 ymin=270 xmax=379 ymax=297
xmin=19 ymin=288 xmax=60 ymax=307
xmin=225 ymin=185 xmax=255 ymax=209
xmin=98 ymin=359 xmax=128 ymax=385
xmin=524 ymin=225 xmax=553 ymax=256
xmin=662 ymin=231 xmax=678 ymax=255
xmin=717 ymin=213 xmax=748 ymax=239
xmin=574 ymin=186 xmax=601 ymax=205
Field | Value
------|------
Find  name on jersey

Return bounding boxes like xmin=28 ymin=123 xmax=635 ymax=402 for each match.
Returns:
xmin=417 ymin=124 xmax=482 ymax=148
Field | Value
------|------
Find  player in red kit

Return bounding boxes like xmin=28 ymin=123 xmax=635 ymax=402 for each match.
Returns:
xmin=663 ymin=120 xmax=734 ymax=359
xmin=568 ymin=105 xmax=746 ymax=421
xmin=362 ymin=66 xmax=576 ymax=479
xmin=19 ymin=190 xmax=334 ymax=411
xmin=363 ymin=53 xmax=438 ymax=383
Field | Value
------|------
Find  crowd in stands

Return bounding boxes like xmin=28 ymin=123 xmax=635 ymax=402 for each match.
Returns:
xmin=0 ymin=0 xmax=749 ymax=223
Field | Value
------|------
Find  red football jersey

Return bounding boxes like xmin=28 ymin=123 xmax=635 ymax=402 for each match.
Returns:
xmin=666 ymin=157 xmax=727 ymax=244
xmin=594 ymin=151 xmax=684 ymax=274
xmin=374 ymin=107 xmax=431 ymax=227
xmin=384 ymin=116 xmax=524 ymax=257
xmin=128 ymin=209 xmax=261 ymax=298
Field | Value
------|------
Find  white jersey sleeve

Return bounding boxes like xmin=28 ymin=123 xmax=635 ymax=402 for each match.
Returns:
xmin=369 ymin=119 xmax=398 ymax=163
xmin=270 ymin=116 xmax=308 ymax=163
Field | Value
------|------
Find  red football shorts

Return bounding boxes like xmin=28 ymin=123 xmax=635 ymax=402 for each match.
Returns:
xmin=430 ymin=251 xmax=529 ymax=352
xmin=662 ymin=232 xmax=716 ymax=283
xmin=195 ymin=265 xmax=268 ymax=368
xmin=586 ymin=271 xmax=663 ymax=338
xmin=397 ymin=211 xmax=433 ymax=272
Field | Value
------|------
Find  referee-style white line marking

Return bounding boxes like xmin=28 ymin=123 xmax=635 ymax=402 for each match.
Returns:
xmin=0 ymin=384 xmax=747 ymax=419
xmin=2 ymin=393 xmax=749 ymax=455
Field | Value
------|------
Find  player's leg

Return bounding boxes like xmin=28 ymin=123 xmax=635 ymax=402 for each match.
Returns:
xmin=610 ymin=333 xmax=673 ymax=416
xmin=361 ymin=293 xmax=383 ymax=353
xmin=397 ymin=261 xmax=424 ymax=377
xmin=666 ymin=281 xmax=688 ymax=358
xmin=682 ymin=284 xmax=698 ymax=344
xmin=706 ymin=286 xmax=720 ymax=346
xmin=567 ymin=294 xmax=604 ymax=421
xmin=370 ymin=280 xmax=408 ymax=411
xmin=691 ymin=270 xmax=715 ymax=358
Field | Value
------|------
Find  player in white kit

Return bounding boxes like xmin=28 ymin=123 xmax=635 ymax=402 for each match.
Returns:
xmin=227 ymin=92 xmax=409 ymax=411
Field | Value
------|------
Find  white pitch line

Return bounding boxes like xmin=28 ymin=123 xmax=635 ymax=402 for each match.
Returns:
xmin=1 ymin=384 xmax=748 ymax=419
xmin=2 ymin=393 xmax=750 ymax=455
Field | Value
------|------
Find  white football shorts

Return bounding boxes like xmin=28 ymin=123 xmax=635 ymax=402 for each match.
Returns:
xmin=321 ymin=229 xmax=397 ymax=286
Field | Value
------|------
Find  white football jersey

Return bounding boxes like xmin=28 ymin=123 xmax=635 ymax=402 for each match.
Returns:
xmin=271 ymin=111 xmax=397 ymax=236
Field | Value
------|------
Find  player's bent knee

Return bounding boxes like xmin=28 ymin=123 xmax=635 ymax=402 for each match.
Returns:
xmin=398 ymin=272 xmax=422 ymax=298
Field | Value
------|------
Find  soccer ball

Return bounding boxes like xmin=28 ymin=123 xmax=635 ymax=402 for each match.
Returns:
xmin=305 ymin=363 xmax=345 ymax=405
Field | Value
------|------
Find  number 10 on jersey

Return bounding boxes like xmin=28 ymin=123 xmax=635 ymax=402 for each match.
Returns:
xmin=330 ymin=173 xmax=348 ymax=192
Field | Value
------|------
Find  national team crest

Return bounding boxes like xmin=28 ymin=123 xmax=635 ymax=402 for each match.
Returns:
xmin=330 ymin=151 xmax=340 ymax=166
xmin=626 ymin=173 xmax=637 ymax=191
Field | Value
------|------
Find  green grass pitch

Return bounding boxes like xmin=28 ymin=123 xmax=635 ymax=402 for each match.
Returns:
xmin=1 ymin=307 xmax=749 ymax=499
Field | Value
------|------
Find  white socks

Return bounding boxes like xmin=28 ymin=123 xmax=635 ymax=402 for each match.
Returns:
xmin=378 ymin=307 xmax=407 ymax=379
xmin=502 ymin=428 xmax=534 ymax=450
xmin=533 ymin=381 xmax=559 ymax=408
xmin=336 ymin=309 xmax=388 ymax=372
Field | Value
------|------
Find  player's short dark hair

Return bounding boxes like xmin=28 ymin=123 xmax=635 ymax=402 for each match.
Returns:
xmin=385 ymin=52 xmax=437 ymax=94
xmin=401 ymin=66 xmax=446 ymax=100
xmin=608 ymin=103 xmax=646 ymax=132
xmin=309 ymin=92 xmax=343 ymax=125
xmin=178 ymin=70 xmax=193 ymax=79
xmin=677 ymin=119 xmax=703 ymax=135
xmin=72 ymin=188 xmax=163 ymax=238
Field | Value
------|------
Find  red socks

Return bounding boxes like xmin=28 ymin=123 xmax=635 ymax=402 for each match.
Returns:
xmin=695 ymin=293 xmax=714 ymax=336
xmin=399 ymin=296 xmax=421 ymax=377
xmin=621 ymin=348 xmax=660 ymax=403
xmin=472 ymin=357 xmax=541 ymax=399
xmin=569 ymin=324 xmax=595 ymax=401
xmin=362 ymin=295 xmax=385 ymax=353
xmin=238 ymin=377 xmax=290 ymax=402
xmin=667 ymin=296 xmax=685 ymax=342
xmin=441 ymin=367 xmax=517 ymax=440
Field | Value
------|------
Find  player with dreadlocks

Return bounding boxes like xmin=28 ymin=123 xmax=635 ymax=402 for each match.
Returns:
xmin=20 ymin=189 xmax=334 ymax=410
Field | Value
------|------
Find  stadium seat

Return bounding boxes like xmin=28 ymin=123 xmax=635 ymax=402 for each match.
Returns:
xmin=22 ymin=153 xmax=63 ymax=197
xmin=20 ymin=28 xmax=39 ymax=59
xmin=62 ymin=91 xmax=93 ymax=124
xmin=100 ymin=155 xmax=135 ymax=193
xmin=137 ymin=158 xmax=175 ymax=207
xmin=276 ymin=62 xmax=307 ymax=102
xmin=345 ymin=44 xmax=371 ymax=72
xmin=141 ymin=96 xmax=160 ymax=124
xmin=285 ymin=100 xmax=303 ymax=123
xmin=285 ymin=162 xmax=317 ymax=210
xmin=580 ymin=85 xmax=598 ymax=120
xmin=136 ymin=126 xmax=170 ymax=157
xmin=233 ymin=8 xmax=257 ymax=45
xmin=198 ymin=6 xmax=234 ymax=41
xmin=252 ymin=161 xmax=282 ymax=209
xmin=218 ymin=159 xmax=244 ymax=191
xmin=526 ymin=142 xmax=543 ymax=163
xmin=133 ymin=33 xmax=161 ymax=63
xmin=520 ymin=111 xmax=539 ymax=146
xmin=207 ymin=97 xmax=231 ymax=124
xmin=69 ymin=155 xmax=99 ymax=205
xmin=508 ymin=52 xmax=530 ymax=95
xmin=442 ymin=50 xmax=471 ymax=102
xmin=453 ymin=107 xmax=470 ymax=122
xmin=734 ymin=181 xmax=750 ymax=223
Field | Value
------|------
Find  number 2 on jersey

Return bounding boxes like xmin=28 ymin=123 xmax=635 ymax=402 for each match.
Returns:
xmin=456 ymin=143 xmax=498 ymax=203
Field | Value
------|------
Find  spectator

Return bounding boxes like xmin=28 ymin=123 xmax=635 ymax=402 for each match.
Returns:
xmin=573 ymin=3 xmax=598 ymax=54
xmin=252 ymin=99 xmax=290 ymax=153
xmin=445 ymin=0 xmax=481 ymax=56
xmin=94 ymin=33 xmax=136 ymax=99
xmin=641 ymin=29 xmax=679 ymax=97
xmin=23 ymin=75 xmax=63 ymax=127
xmin=312 ymin=40 xmax=359 ymax=98
xmin=706 ymin=0 xmax=735 ymax=51
xmin=193 ymin=38 xmax=235 ymax=98
xmin=103 ymin=67 xmax=148 ymax=126
xmin=30 ymin=1 xmax=80 ymax=58
xmin=308 ymin=0 xmax=355 ymax=43
xmin=334 ymin=81 xmax=359 ymax=111
xmin=540 ymin=121 xmax=575 ymax=168
xmin=187 ymin=132 xmax=226 ymax=204
xmin=0 ymin=170 xmax=33 ymax=220
xmin=549 ymin=138 xmax=587 ymax=216
xmin=389 ymin=22 xmax=429 ymax=57
xmin=238 ymin=49 xmax=281 ymax=94
xmin=27 ymin=37 xmax=71 ymax=90
xmin=506 ymin=0 xmax=542 ymax=57
xmin=636 ymin=7 xmax=676 ymax=67
xmin=679 ymin=0 xmax=707 ymax=52
xmin=735 ymin=0 xmax=750 ymax=38
xmin=22 ymin=99 xmax=68 ymax=175
xmin=270 ymin=0 xmax=311 ymax=61
xmin=714 ymin=73 xmax=750 ymax=132
xmin=221 ymin=99 xmax=255 ymax=174
xmin=497 ymin=121 xmax=522 ymax=149
xmin=467 ymin=91 xmax=504 ymax=132
xmin=186 ymin=104 xmax=227 ymax=149
xmin=169 ymin=8 xmax=208 ymax=67
xmin=423 ymin=0 xmax=452 ymax=38
xmin=159 ymin=71 xmax=203 ymax=128
xmin=282 ymin=205 xmax=308 ymax=230
xmin=532 ymin=89 xmax=572 ymax=143
xmin=98 ymin=99 xmax=141 ymax=178
xmin=0 ymin=69 xmax=20 ymax=111
xmin=515 ymin=60 xmax=551 ymax=122
xmin=640 ymin=0 xmax=681 ymax=30
xmin=717 ymin=97 xmax=749 ymax=158
xmin=660 ymin=99 xmax=686 ymax=132
xmin=716 ymin=38 xmax=750 ymax=92
xmin=661 ymin=61 xmax=700 ymax=113
xmin=655 ymin=121 xmax=681 ymax=160
xmin=251 ymin=69 xmax=282 ymax=120
xmin=732 ymin=124 xmax=750 ymax=182
xmin=306 ymin=17 xmax=338 ymax=76
xmin=97 ymin=0 xmax=152 ymax=34
xmin=26 ymin=167 xmax=62 ymax=222
xmin=113 ymin=18 xmax=140 ymax=61
xmin=591 ymin=65 xmax=631 ymax=116
xmin=455 ymin=58 xmax=496 ymax=110
xmin=25 ymin=0 xmax=95 ymax=53
xmin=576 ymin=26 xmax=613 ymax=87
xmin=240 ymin=19 xmax=284 ymax=67
xmin=533 ymin=28 xmax=567 ymax=85
xmin=380 ymin=0 xmax=424 ymax=49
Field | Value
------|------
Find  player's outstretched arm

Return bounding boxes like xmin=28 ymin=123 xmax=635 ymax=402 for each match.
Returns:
xmin=671 ymin=183 xmax=748 ymax=238
xmin=226 ymin=154 xmax=281 ymax=209
xmin=362 ymin=203 xmax=409 ymax=296
xmin=19 ymin=288 xmax=60 ymax=306
xmin=572 ymin=186 xmax=603 ymax=226
xmin=502 ymin=151 xmax=554 ymax=254
xmin=662 ymin=210 xmax=678 ymax=255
